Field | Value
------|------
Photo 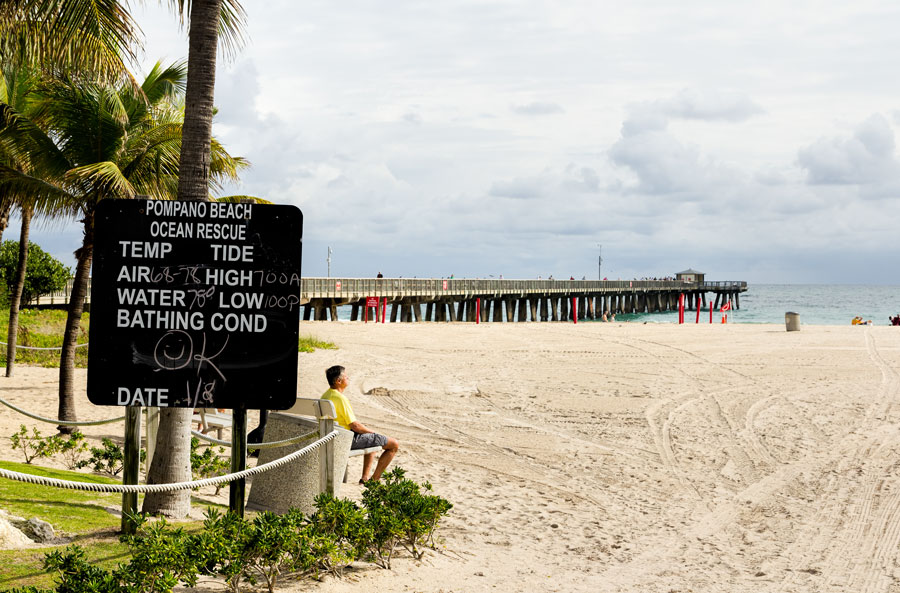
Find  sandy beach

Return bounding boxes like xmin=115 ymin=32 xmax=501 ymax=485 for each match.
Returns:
xmin=3 ymin=321 xmax=900 ymax=592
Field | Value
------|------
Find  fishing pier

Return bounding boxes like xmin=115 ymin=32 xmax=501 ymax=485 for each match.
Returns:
xmin=300 ymin=278 xmax=748 ymax=322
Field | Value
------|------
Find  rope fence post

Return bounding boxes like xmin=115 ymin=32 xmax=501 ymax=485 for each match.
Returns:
xmin=143 ymin=408 xmax=160 ymax=482
xmin=230 ymin=408 xmax=248 ymax=516
xmin=318 ymin=406 xmax=335 ymax=496
xmin=122 ymin=406 xmax=141 ymax=534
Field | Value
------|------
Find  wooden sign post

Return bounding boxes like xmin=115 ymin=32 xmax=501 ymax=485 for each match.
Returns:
xmin=87 ymin=200 xmax=303 ymax=524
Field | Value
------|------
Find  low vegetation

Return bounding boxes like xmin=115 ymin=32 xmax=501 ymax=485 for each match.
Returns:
xmin=0 ymin=309 xmax=89 ymax=368
xmin=0 ymin=310 xmax=335 ymax=367
xmin=298 ymin=334 xmax=337 ymax=353
xmin=0 ymin=242 xmax=72 ymax=306
xmin=0 ymin=468 xmax=451 ymax=593
xmin=0 ymin=460 xmax=231 ymax=588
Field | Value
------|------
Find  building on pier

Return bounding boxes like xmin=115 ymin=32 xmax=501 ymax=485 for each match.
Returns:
xmin=675 ymin=269 xmax=705 ymax=283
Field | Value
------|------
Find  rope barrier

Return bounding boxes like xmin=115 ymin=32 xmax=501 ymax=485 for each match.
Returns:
xmin=0 ymin=341 xmax=89 ymax=350
xmin=2 ymin=397 xmax=330 ymax=447
xmin=192 ymin=428 xmax=320 ymax=449
xmin=0 ymin=430 xmax=338 ymax=493
xmin=0 ymin=396 xmax=126 ymax=426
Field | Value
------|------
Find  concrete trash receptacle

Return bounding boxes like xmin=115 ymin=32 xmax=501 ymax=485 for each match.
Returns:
xmin=246 ymin=412 xmax=352 ymax=515
xmin=785 ymin=312 xmax=800 ymax=332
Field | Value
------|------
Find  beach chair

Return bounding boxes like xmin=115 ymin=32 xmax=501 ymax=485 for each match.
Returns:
xmin=191 ymin=408 xmax=232 ymax=440
xmin=345 ymin=445 xmax=385 ymax=483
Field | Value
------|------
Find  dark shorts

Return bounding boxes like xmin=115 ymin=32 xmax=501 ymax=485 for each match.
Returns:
xmin=351 ymin=431 xmax=388 ymax=450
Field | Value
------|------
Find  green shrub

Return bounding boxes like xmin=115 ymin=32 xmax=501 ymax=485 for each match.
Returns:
xmin=308 ymin=494 xmax=372 ymax=575
xmin=77 ymin=438 xmax=145 ymax=476
xmin=42 ymin=546 xmax=120 ymax=593
xmin=361 ymin=467 xmax=453 ymax=567
xmin=47 ymin=431 xmax=90 ymax=470
xmin=118 ymin=515 xmax=202 ymax=593
xmin=9 ymin=425 xmax=55 ymax=464
xmin=198 ymin=508 xmax=253 ymax=593
xmin=190 ymin=437 xmax=230 ymax=494
xmin=0 ymin=240 xmax=71 ymax=305
xmin=14 ymin=472 xmax=452 ymax=593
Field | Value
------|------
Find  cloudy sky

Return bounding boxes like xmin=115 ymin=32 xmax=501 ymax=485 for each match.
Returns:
xmin=11 ymin=0 xmax=900 ymax=283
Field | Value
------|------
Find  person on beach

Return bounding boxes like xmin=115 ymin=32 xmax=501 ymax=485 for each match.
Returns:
xmin=321 ymin=365 xmax=399 ymax=483
xmin=601 ymin=310 xmax=609 ymax=322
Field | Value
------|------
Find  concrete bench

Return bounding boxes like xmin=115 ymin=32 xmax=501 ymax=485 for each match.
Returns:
xmin=246 ymin=399 xmax=353 ymax=515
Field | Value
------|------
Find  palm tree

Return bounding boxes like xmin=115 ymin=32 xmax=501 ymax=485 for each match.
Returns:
xmin=0 ymin=64 xmax=60 ymax=377
xmin=143 ymin=0 xmax=248 ymax=518
xmin=0 ymin=61 xmax=247 ymax=433
xmin=3 ymin=0 xmax=248 ymax=518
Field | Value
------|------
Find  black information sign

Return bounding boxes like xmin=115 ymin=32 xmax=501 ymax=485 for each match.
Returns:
xmin=87 ymin=199 xmax=303 ymax=410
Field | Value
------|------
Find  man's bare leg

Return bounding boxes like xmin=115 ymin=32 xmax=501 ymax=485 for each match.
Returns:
xmin=370 ymin=437 xmax=400 ymax=481
xmin=361 ymin=451 xmax=377 ymax=482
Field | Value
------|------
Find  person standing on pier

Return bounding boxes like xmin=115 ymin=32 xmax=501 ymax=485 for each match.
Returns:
xmin=321 ymin=365 xmax=400 ymax=483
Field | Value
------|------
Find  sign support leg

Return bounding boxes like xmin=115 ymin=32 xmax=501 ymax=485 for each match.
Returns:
xmin=121 ymin=406 xmax=141 ymax=534
xmin=230 ymin=408 xmax=248 ymax=516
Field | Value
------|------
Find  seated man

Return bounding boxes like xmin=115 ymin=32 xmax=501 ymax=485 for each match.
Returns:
xmin=321 ymin=365 xmax=399 ymax=483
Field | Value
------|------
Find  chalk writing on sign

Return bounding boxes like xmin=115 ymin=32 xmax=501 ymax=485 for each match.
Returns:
xmin=87 ymin=200 xmax=303 ymax=410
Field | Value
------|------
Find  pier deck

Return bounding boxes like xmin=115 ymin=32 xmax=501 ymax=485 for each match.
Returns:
xmin=300 ymin=278 xmax=747 ymax=322
xmin=32 ymin=278 xmax=747 ymax=323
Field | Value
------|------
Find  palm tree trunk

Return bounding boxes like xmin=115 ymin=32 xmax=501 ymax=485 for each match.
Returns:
xmin=5 ymin=204 xmax=32 ymax=377
xmin=57 ymin=211 xmax=93 ymax=434
xmin=144 ymin=0 xmax=223 ymax=518
xmin=142 ymin=408 xmax=193 ymax=517
xmin=0 ymin=195 xmax=12 ymax=240
xmin=176 ymin=0 xmax=222 ymax=204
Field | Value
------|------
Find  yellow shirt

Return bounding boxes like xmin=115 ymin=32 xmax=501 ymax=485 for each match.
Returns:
xmin=321 ymin=388 xmax=356 ymax=430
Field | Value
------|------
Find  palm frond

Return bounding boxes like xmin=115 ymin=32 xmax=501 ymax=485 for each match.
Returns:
xmin=0 ymin=0 xmax=139 ymax=79
xmin=141 ymin=60 xmax=188 ymax=105
xmin=212 ymin=195 xmax=271 ymax=204
xmin=0 ymin=101 xmax=72 ymax=180
xmin=64 ymin=161 xmax=134 ymax=199
xmin=0 ymin=165 xmax=80 ymax=218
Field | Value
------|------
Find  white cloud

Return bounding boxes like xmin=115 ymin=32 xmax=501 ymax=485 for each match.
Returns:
xmin=657 ymin=89 xmax=764 ymax=122
xmin=14 ymin=1 xmax=900 ymax=284
xmin=510 ymin=102 xmax=564 ymax=115
xmin=797 ymin=114 xmax=900 ymax=186
xmin=609 ymin=90 xmax=751 ymax=197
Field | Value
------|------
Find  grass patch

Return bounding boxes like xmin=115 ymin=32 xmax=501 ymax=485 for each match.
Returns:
xmin=0 ymin=309 xmax=325 ymax=363
xmin=0 ymin=460 xmax=122 ymax=534
xmin=0 ymin=540 xmax=128 ymax=589
xmin=0 ymin=308 xmax=89 ymax=368
xmin=298 ymin=334 xmax=337 ymax=353
xmin=0 ymin=460 xmax=230 ymax=588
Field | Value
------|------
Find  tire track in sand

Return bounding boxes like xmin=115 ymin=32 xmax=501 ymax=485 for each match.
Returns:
xmin=775 ymin=329 xmax=900 ymax=593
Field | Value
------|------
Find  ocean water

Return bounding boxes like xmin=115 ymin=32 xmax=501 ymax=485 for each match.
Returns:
xmin=620 ymin=284 xmax=900 ymax=326
xmin=329 ymin=284 xmax=900 ymax=326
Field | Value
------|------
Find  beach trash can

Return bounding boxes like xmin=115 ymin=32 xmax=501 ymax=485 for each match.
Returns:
xmin=785 ymin=312 xmax=800 ymax=332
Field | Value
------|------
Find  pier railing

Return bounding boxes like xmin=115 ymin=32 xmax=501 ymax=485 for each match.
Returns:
xmin=28 ymin=277 xmax=748 ymax=306
xmin=299 ymin=278 xmax=747 ymax=300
